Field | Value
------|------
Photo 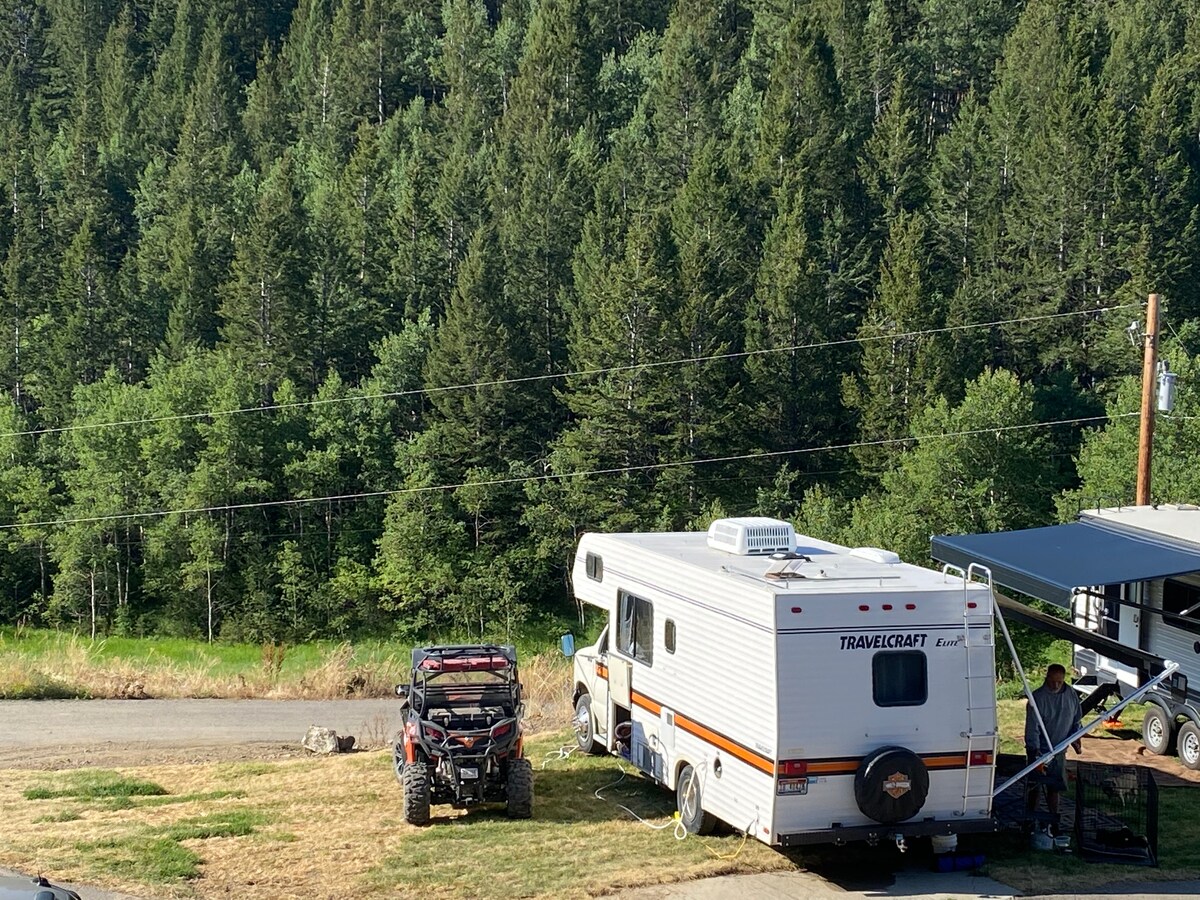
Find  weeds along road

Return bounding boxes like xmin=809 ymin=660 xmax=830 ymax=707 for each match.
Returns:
xmin=0 ymin=698 xmax=403 ymax=768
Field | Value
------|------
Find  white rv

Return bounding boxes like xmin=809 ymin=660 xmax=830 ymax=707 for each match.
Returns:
xmin=566 ymin=518 xmax=998 ymax=848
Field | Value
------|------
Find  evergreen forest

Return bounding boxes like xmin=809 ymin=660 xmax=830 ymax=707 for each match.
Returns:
xmin=1 ymin=0 xmax=1200 ymax=642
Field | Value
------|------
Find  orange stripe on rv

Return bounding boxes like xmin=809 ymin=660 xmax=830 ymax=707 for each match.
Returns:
xmin=630 ymin=690 xmax=661 ymax=716
xmin=629 ymin=689 xmax=775 ymax=775
xmin=673 ymin=713 xmax=775 ymax=775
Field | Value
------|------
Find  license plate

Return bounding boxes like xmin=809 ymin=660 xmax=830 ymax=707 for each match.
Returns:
xmin=460 ymin=767 xmax=479 ymax=779
xmin=777 ymin=778 xmax=808 ymax=795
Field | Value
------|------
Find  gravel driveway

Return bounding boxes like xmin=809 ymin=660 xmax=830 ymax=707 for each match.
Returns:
xmin=0 ymin=698 xmax=404 ymax=769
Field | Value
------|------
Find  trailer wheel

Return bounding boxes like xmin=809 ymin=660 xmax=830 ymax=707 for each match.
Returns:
xmin=1141 ymin=705 xmax=1175 ymax=756
xmin=854 ymin=747 xmax=929 ymax=824
xmin=677 ymin=764 xmax=716 ymax=835
xmin=506 ymin=757 xmax=534 ymax=818
xmin=573 ymin=693 xmax=604 ymax=755
xmin=402 ymin=760 xmax=432 ymax=826
xmin=1177 ymin=721 xmax=1200 ymax=770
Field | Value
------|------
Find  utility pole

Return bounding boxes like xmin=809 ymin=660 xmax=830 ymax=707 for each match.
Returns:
xmin=1136 ymin=293 xmax=1160 ymax=505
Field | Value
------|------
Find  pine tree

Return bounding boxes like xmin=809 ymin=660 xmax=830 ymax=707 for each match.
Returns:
xmin=218 ymin=153 xmax=314 ymax=394
xmin=843 ymin=210 xmax=947 ymax=476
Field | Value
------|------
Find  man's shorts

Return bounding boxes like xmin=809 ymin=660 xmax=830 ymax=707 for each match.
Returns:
xmin=1027 ymin=751 xmax=1067 ymax=792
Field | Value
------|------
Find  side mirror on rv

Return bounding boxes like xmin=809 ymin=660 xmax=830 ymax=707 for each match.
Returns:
xmin=560 ymin=633 xmax=575 ymax=658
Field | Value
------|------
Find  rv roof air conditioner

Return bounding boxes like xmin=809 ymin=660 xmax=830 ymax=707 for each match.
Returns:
xmin=706 ymin=517 xmax=795 ymax=556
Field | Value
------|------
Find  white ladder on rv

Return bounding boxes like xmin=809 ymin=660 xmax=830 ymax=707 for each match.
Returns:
xmin=950 ymin=563 xmax=999 ymax=818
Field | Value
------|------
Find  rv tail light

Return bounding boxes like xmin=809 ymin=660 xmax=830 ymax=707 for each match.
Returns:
xmin=777 ymin=760 xmax=808 ymax=777
xmin=969 ymin=751 xmax=992 ymax=766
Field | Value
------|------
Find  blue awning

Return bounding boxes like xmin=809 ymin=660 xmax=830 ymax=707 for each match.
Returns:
xmin=931 ymin=522 xmax=1200 ymax=607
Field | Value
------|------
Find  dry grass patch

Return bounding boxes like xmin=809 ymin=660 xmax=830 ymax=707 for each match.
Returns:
xmin=0 ymin=732 xmax=791 ymax=899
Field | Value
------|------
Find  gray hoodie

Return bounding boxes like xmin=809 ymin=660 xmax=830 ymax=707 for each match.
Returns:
xmin=1024 ymin=683 xmax=1082 ymax=755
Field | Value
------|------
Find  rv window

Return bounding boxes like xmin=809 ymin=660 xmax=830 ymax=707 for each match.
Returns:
xmin=872 ymin=651 xmax=927 ymax=707
xmin=617 ymin=591 xmax=654 ymax=666
xmin=586 ymin=552 xmax=604 ymax=582
xmin=1163 ymin=579 xmax=1200 ymax=619
xmin=665 ymin=619 xmax=676 ymax=654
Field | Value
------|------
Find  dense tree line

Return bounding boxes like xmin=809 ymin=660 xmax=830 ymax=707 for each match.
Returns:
xmin=0 ymin=0 xmax=1198 ymax=641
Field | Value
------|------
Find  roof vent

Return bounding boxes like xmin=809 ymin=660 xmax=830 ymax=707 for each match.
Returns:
xmin=706 ymin=517 xmax=795 ymax=555
xmin=848 ymin=547 xmax=901 ymax=564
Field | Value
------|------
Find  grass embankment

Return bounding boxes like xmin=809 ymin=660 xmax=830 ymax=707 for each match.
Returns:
xmin=0 ymin=732 xmax=792 ymax=900
xmin=0 ymin=628 xmax=573 ymax=704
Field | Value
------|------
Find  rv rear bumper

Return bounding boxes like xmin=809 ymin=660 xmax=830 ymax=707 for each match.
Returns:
xmin=776 ymin=816 xmax=997 ymax=847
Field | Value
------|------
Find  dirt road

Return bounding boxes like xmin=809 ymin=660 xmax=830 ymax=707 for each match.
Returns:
xmin=0 ymin=698 xmax=403 ymax=769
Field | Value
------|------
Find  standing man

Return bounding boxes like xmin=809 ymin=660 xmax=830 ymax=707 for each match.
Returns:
xmin=1024 ymin=663 xmax=1083 ymax=831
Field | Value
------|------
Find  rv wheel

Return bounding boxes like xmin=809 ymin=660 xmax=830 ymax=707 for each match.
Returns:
xmin=1141 ymin=705 xmax=1175 ymax=756
xmin=573 ymin=693 xmax=604 ymax=755
xmin=1177 ymin=721 xmax=1200 ymax=770
xmin=677 ymin=764 xmax=717 ymax=835
xmin=853 ymin=747 xmax=929 ymax=825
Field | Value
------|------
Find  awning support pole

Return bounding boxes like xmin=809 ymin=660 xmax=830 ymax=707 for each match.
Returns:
xmin=993 ymin=660 xmax=1180 ymax=798
xmin=991 ymin=588 xmax=1055 ymax=757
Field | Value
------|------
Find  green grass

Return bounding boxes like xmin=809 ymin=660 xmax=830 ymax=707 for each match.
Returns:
xmin=365 ymin=734 xmax=786 ymax=899
xmin=24 ymin=770 xmax=168 ymax=801
xmin=0 ymin=626 xmax=576 ymax=699
xmin=985 ymin=786 xmax=1200 ymax=892
xmin=71 ymin=814 xmax=267 ymax=886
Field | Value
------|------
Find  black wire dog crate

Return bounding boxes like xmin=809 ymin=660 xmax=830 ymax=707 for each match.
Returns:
xmin=1074 ymin=762 xmax=1158 ymax=866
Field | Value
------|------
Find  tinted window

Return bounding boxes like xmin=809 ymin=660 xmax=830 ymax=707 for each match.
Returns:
xmin=586 ymin=552 xmax=603 ymax=582
xmin=873 ymin=651 xmax=927 ymax=707
xmin=665 ymin=619 xmax=676 ymax=654
xmin=1164 ymin=579 xmax=1200 ymax=619
xmin=617 ymin=591 xmax=654 ymax=666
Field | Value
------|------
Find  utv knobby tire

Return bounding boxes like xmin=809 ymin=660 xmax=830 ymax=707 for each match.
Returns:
xmin=574 ymin=693 xmax=604 ymax=755
xmin=506 ymin=757 xmax=534 ymax=819
xmin=402 ymin=760 xmax=432 ymax=826
xmin=676 ymin=764 xmax=716 ymax=835
xmin=853 ymin=746 xmax=929 ymax=825
xmin=1142 ymin=705 xmax=1175 ymax=756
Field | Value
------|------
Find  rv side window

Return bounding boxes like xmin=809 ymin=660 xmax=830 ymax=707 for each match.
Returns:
xmin=586 ymin=552 xmax=603 ymax=582
xmin=664 ymin=619 xmax=676 ymax=653
xmin=872 ymin=651 xmax=927 ymax=707
xmin=1163 ymin=578 xmax=1200 ymax=619
xmin=617 ymin=591 xmax=654 ymax=666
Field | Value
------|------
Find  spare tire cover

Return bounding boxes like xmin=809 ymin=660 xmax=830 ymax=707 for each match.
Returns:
xmin=854 ymin=746 xmax=930 ymax=824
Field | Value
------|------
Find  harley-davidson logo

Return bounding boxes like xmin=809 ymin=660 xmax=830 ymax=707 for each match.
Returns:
xmin=883 ymin=772 xmax=912 ymax=799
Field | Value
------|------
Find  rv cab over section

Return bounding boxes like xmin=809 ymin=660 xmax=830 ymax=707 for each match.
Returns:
xmin=569 ymin=519 xmax=997 ymax=847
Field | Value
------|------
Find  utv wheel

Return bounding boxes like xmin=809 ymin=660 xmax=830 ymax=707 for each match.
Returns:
xmin=1142 ymin=705 xmax=1175 ymax=756
xmin=392 ymin=743 xmax=406 ymax=784
xmin=402 ymin=760 xmax=432 ymax=825
xmin=1178 ymin=721 xmax=1200 ymax=770
xmin=573 ymin=693 xmax=604 ymax=755
xmin=506 ymin=757 xmax=534 ymax=819
xmin=676 ymin=764 xmax=716 ymax=835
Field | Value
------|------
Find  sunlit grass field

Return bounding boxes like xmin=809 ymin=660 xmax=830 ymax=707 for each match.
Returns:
xmin=0 ymin=627 xmax=573 ymax=701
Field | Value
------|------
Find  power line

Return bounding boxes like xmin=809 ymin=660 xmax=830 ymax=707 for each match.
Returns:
xmin=0 ymin=412 xmax=1135 ymax=531
xmin=0 ymin=304 xmax=1136 ymax=440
